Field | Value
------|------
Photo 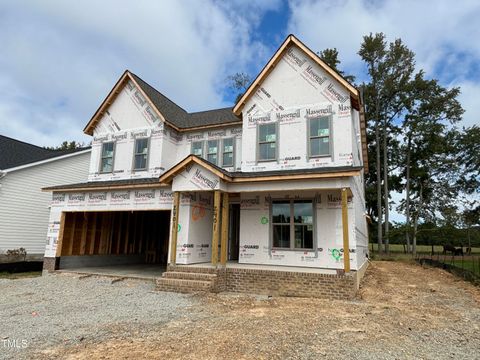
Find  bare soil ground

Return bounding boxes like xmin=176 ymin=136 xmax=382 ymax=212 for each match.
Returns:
xmin=10 ymin=261 xmax=480 ymax=359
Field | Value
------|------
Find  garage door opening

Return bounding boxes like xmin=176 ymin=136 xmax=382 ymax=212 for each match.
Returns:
xmin=57 ymin=211 xmax=170 ymax=277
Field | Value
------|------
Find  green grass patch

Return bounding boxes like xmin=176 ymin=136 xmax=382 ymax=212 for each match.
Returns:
xmin=0 ymin=271 xmax=42 ymax=279
xmin=369 ymin=243 xmax=480 ymax=254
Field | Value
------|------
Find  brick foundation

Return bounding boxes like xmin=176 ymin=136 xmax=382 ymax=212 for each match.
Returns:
xmin=158 ymin=264 xmax=362 ymax=300
xmin=42 ymin=257 xmax=59 ymax=272
xmin=226 ymin=267 xmax=357 ymax=299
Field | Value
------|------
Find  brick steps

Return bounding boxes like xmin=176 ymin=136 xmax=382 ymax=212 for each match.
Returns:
xmin=156 ymin=266 xmax=218 ymax=293
xmin=162 ymin=271 xmax=217 ymax=281
xmin=156 ymin=277 xmax=213 ymax=293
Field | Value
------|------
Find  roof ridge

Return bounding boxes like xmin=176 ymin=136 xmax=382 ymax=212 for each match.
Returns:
xmin=129 ymin=72 xmax=189 ymax=114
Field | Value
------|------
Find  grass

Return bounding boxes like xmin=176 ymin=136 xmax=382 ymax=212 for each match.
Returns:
xmin=369 ymin=243 xmax=480 ymax=254
xmin=0 ymin=271 xmax=42 ymax=280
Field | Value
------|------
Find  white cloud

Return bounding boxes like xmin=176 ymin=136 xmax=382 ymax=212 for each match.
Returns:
xmin=287 ymin=0 xmax=480 ymax=126
xmin=0 ymin=0 xmax=279 ymax=146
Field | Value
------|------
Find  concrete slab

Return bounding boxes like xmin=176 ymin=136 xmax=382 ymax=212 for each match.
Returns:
xmin=58 ymin=264 xmax=166 ymax=280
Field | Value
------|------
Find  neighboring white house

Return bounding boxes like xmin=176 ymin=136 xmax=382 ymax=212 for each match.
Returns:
xmin=0 ymin=135 xmax=90 ymax=260
xmin=42 ymin=35 xmax=369 ymax=298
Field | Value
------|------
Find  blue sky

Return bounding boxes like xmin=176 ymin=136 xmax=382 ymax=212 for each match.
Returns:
xmin=1 ymin=0 xmax=478 ymax=149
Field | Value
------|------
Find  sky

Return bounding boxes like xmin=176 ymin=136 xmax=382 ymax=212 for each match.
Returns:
xmin=0 ymin=0 xmax=479 ymax=219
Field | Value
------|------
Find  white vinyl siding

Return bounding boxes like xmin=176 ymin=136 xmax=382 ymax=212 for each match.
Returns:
xmin=0 ymin=152 xmax=90 ymax=255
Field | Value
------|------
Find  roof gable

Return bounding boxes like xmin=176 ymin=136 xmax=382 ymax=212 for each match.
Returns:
xmin=84 ymin=71 xmax=241 ymax=135
xmin=233 ymin=34 xmax=360 ymax=115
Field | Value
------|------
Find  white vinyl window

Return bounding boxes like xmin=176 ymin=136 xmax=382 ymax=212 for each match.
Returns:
xmin=191 ymin=141 xmax=204 ymax=157
xmin=272 ymin=200 xmax=314 ymax=250
xmin=258 ymin=123 xmax=277 ymax=161
xmin=222 ymin=138 xmax=234 ymax=167
xmin=207 ymin=140 xmax=219 ymax=165
xmin=100 ymin=142 xmax=115 ymax=173
xmin=309 ymin=116 xmax=331 ymax=157
xmin=133 ymin=138 xmax=149 ymax=171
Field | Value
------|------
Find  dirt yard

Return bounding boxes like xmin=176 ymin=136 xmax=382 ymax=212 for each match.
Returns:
xmin=2 ymin=261 xmax=479 ymax=360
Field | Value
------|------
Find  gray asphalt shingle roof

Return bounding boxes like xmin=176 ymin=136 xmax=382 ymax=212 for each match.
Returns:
xmin=130 ymin=73 xmax=241 ymax=129
xmin=0 ymin=135 xmax=89 ymax=170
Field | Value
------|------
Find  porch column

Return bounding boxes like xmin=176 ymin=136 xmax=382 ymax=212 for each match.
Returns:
xmin=341 ymin=188 xmax=351 ymax=273
xmin=211 ymin=191 xmax=221 ymax=266
xmin=169 ymin=192 xmax=180 ymax=265
xmin=220 ymin=192 xmax=229 ymax=265
xmin=55 ymin=212 xmax=66 ymax=257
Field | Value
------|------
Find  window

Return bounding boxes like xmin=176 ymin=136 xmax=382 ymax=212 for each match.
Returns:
xmin=191 ymin=141 xmax=204 ymax=157
xmin=133 ymin=138 xmax=149 ymax=171
xmin=309 ymin=116 xmax=331 ymax=157
xmin=222 ymin=138 xmax=234 ymax=167
xmin=206 ymin=140 xmax=219 ymax=165
xmin=272 ymin=200 xmax=314 ymax=250
xmin=258 ymin=123 xmax=277 ymax=161
xmin=100 ymin=142 xmax=114 ymax=173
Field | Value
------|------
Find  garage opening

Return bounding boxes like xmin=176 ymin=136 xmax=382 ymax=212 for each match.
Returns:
xmin=57 ymin=211 xmax=170 ymax=276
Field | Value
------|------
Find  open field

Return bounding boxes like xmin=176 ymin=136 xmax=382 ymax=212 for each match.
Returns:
xmin=1 ymin=261 xmax=479 ymax=360
xmin=369 ymin=243 xmax=480 ymax=254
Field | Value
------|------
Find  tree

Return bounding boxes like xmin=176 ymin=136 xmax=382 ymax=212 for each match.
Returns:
xmin=44 ymin=141 xmax=86 ymax=151
xmin=227 ymin=73 xmax=252 ymax=103
xmin=399 ymin=73 xmax=463 ymax=254
xmin=318 ymin=48 xmax=355 ymax=83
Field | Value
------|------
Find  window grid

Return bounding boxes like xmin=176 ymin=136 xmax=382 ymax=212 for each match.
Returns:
xmin=222 ymin=138 xmax=234 ymax=167
xmin=258 ymin=123 xmax=277 ymax=162
xmin=309 ymin=116 xmax=331 ymax=158
xmin=206 ymin=140 xmax=219 ymax=165
xmin=100 ymin=142 xmax=115 ymax=173
xmin=272 ymin=200 xmax=314 ymax=250
xmin=133 ymin=138 xmax=149 ymax=171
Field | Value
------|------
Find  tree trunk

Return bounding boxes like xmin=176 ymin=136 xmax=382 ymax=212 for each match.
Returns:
xmin=412 ymin=182 xmax=423 ymax=256
xmin=383 ymin=115 xmax=390 ymax=254
xmin=405 ymin=136 xmax=412 ymax=253
xmin=375 ymin=107 xmax=383 ymax=253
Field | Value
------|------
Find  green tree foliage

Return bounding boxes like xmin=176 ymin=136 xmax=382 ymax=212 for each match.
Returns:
xmin=227 ymin=72 xmax=252 ymax=103
xmin=44 ymin=141 xmax=86 ymax=151
xmin=318 ymin=48 xmax=355 ymax=83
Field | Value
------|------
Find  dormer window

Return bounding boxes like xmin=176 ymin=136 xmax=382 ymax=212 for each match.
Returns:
xmin=191 ymin=141 xmax=204 ymax=157
xmin=258 ymin=123 xmax=277 ymax=162
xmin=309 ymin=116 xmax=331 ymax=157
xmin=100 ymin=142 xmax=115 ymax=173
xmin=207 ymin=140 xmax=219 ymax=165
xmin=133 ymin=138 xmax=149 ymax=171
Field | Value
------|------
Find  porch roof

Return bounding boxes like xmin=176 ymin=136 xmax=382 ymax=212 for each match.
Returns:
xmin=159 ymin=155 xmax=363 ymax=184
xmin=42 ymin=177 xmax=165 ymax=192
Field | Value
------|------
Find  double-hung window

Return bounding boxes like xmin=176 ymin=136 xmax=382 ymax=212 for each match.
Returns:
xmin=309 ymin=116 xmax=331 ymax=157
xmin=258 ymin=123 xmax=277 ymax=161
xmin=100 ymin=142 xmax=115 ymax=173
xmin=222 ymin=138 xmax=234 ymax=167
xmin=191 ymin=141 xmax=204 ymax=157
xmin=206 ymin=140 xmax=219 ymax=165
xmin=272 ymin=200 xmax=314 ymax=250
xmin=133 ymin=138 xmax=149 ymax=171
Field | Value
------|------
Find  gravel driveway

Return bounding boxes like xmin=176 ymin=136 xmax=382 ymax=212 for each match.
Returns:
xmin=0 ymin=273 xmax=196 ymax=360
xmin=1 ymin=262 xmax=479 ymax=360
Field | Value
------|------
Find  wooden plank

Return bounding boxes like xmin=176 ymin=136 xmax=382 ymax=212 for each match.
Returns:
xmin=211 ymin=191 xmax=221 ymax=266
xmin=89 ymin=213 xmax=97 ymax=255
xmin=220 ymin=193 xmax=229 ymax=265
xmin=79 ymin=213 xmax=88 ymax=255
xmin=67 ymin=213 xmax=77 ymax=256
xmin=341 ymin=188 xmax=351 ymax=273
xmin=169 ymin=192 xmax=180 ymax=264
xmin=55 ymin=212 xmax=66 ymax=257
xmin=116 ymin=213 xmax=122 ymax=255
xmin=124 ymin=212 xmax=131 ymax=254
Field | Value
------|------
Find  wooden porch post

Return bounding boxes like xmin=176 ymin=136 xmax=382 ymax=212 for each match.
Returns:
xmin=169 ymin=192 xmax=180 ymax=265
xmin=220 ymin=193 xmax=229 ymax=265
xmin=341 ymin=188 xmax=351 ymax=273
xmin=55 ymin=212 xmax=66 ymax=257
xmin=211 ymin=191 xmax=221 ymax=266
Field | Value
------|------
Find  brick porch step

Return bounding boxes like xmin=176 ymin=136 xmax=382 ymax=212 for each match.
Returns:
xmin=167 ymin=264 xmax=217 ymax=274
xmin=162 ymin=271 xmax=217 ymax=282
xmin=156 ymin=277 xmax=213 ymax=293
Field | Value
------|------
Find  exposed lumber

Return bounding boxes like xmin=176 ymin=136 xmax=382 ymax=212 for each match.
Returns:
xmin=67 ymin=213 xmax=76 ymax=256
xmin=220 ymin=193 xmax=229 ymax=265
xmin=169 ymin=192 xmax=180 ymax=264
xmin=211 ymin=191 xmax=221 ymax=266
xmin=79 ymin=213 xmax=89 ymax=255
